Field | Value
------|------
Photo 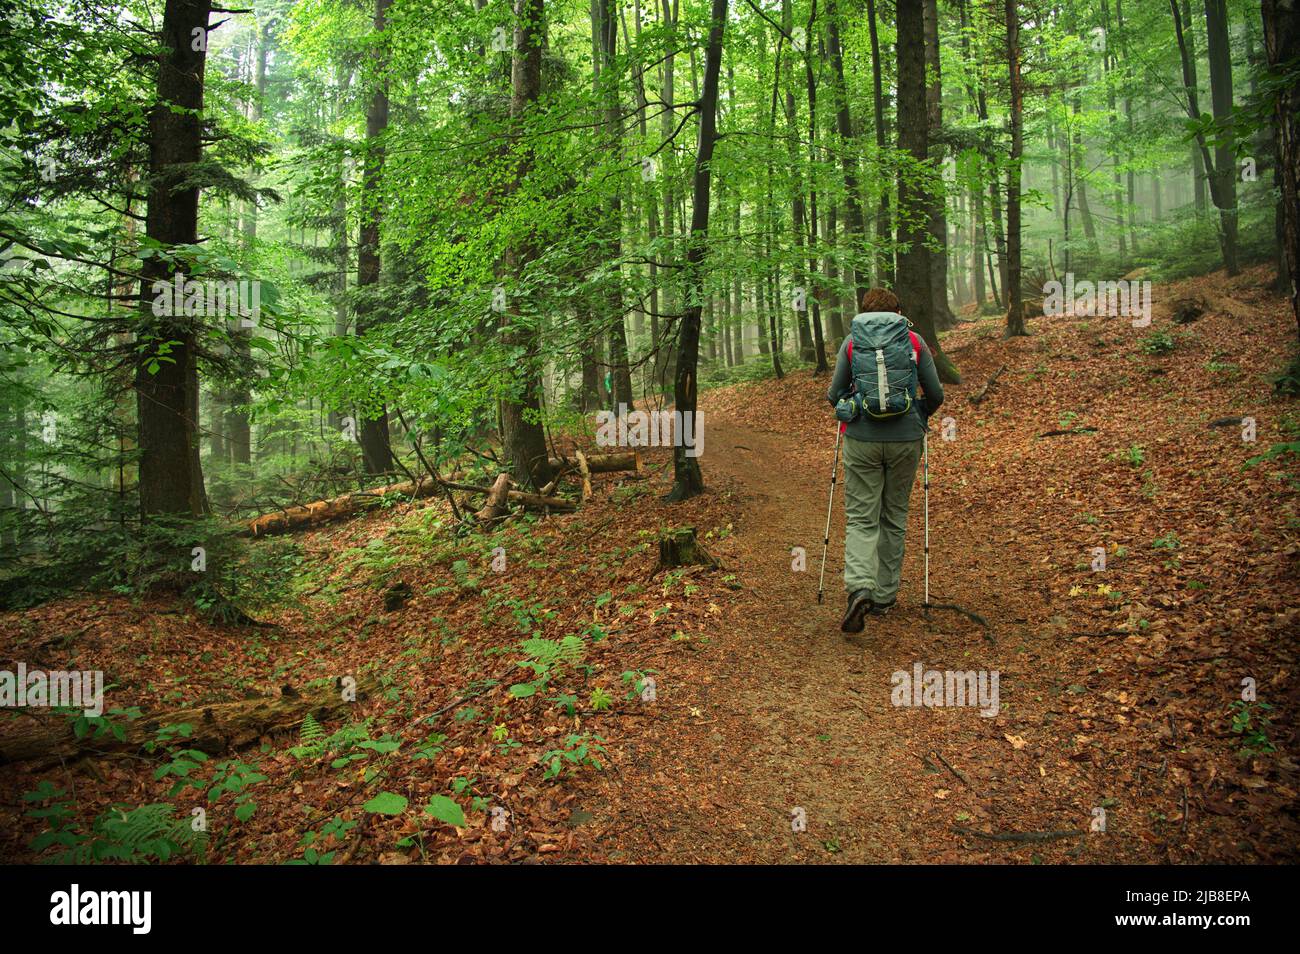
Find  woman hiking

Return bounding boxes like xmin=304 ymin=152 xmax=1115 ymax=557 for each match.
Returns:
xmin=827 ymin=288 xmax=945 ymax=634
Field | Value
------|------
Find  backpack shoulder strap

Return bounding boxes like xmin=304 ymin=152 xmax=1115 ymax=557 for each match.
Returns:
xmin=850 ymin=325 xmax=918 ymax=361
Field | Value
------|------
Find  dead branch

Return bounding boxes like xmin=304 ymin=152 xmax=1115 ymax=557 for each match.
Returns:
xmin=969 ymin=364 xmax=1007 ymax=405
xmin=952 ymin=826 xmax=1086 ymax=843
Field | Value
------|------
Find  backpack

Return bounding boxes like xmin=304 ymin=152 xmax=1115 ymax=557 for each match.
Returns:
xmin=843 ymin=312 xmax=921 ymax=421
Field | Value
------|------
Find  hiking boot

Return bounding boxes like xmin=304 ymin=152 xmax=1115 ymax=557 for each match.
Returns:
xmin=868 ymin=597 xmax=897 ymax=616
xmin=841 ymin=589 xmax=873 ymax=633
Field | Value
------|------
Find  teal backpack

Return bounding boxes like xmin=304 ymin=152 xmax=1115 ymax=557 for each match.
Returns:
xmin=835 ymin=312 xmax=921 ymax=423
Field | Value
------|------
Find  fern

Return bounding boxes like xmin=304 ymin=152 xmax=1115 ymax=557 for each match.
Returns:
xmin=520 ymin=635 xmax=586 ymax=672
xmin=42 ymin=803 xmax=206 ymax=864
xmin=290 ymin=713 xmax=327 ymax=760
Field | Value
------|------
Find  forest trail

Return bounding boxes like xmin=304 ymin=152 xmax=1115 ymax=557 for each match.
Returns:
xmin=598 ymin=407 xmax=1015 ymax=863
xmin=2 ymin=272 xmax=1294 ymax=866
xmin=593 ymin=268 xmax=1298 ymax=864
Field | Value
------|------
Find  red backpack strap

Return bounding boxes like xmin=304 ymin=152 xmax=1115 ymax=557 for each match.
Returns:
xmin=847 ymin=339 xmax=852 ymax=361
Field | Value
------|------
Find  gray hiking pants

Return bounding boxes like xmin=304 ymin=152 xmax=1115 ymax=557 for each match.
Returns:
xmin=842 ymin=436 xmax=923 ymax=601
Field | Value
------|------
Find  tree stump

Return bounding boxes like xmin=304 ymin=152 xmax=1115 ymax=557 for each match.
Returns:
xmin=1171 ymin=295 xmax=1206 ymax=324
xmin=656 ymin=527 xmax=718 ymax=571
xmin=383 ymin=580 xmax=412 ymax=612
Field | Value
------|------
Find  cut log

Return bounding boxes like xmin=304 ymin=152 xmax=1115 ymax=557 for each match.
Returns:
xmin=575 ymin=450 xmax=594 ymax=503
xmin=547 ymin=451 xmax=641 ymax=474
xmin=0 ymin=677 xmax=375 ymax=767
xmin=969 ymin=364 xmax=1007 ymax=405
xmin=440 ymin=480 xmax=576 ymax=512
xmin=655 ymin=526 xmax=719 ymax=572
xmin=474 ymin=473 xmax=512 ymax=524
xmin=247 ymin=476 xmax=436 ymax=536
xmin=246 ymin=474 xmax=574 ymax=536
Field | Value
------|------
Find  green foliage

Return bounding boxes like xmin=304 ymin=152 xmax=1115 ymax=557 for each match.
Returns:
xmin=424 ymin=794 xmax=467 ymax=828
xmin=509 ymin=633 xmax=587 ymax=699
xmin=206 ymin=759 xmax=268 ymax=823
xmin=1229 ymin=701 xmax=1276 ymax=757
xmin=540 ymin=733 xmax=608 ymax=782
xmin=289 ymin=717 xmax=399 ymax=769
xmin=25 ymin=782 xmax=207 ymax=864
xmin=1140 ymin=330 xmax=1175 ymax=355
xmin=1273 ymin=354 xmax=1300 ymax=398
xmin=290 ymin=815 xmax=357 ymax=866
xmin=363 ymin=792 xmax=408 ymax=815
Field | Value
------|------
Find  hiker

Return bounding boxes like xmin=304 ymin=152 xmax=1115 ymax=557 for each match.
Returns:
xmin=827 ymin=288 xmax=944 ymax=634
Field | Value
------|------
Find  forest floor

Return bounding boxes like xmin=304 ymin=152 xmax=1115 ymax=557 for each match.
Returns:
xmin=1 ymin=264 xmax=1296 ymax=863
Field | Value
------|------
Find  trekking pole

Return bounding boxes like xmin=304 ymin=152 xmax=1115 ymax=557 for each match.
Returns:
xmin=817 ymin=426 xmax=844 ymax=604
xmin=923 ymin=432 xmax=930 ymax=611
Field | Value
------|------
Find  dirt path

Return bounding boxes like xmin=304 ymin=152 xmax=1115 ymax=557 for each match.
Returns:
xmin=614 ymin=411 xmax=1007 ymax=863
xmin=600 ymin=271 xmax=1300 ymax=865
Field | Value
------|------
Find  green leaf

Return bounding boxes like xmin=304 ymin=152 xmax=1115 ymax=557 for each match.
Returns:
xmin=424 ymin=795 xmax=466 ymax=828
xmin=363 ymin=792 xmax=408 ymax=815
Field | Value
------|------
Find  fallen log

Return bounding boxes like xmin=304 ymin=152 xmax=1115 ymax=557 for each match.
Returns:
xmin=547 ymin=451 xmax=641 ymax=474
xmin=969 ymin=364 xmax=1007 ymax=405
xmin=246 ymin=474 xmax=574 ymax=536
xmin=0 ymin=677 xmax=375 ymax=767
xmin=440 ymin=480 xmax=576 ymax=512
xmin=246 ymin=476 xmax=436 ymax=536
xmin=474 ymin=473 xmax=512 ymax=524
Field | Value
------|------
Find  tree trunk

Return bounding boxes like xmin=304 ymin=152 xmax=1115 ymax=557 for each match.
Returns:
xmin=895 ymin=0 xmax=960 ymax=383
xmin=1172 ymin=0 xmax=1240 ymax=275
xmin=0 ymin=678 xmax=376 ymax=768
xmin=1202 ymin=0 xmax=1240 ymax=275
xmin=1262 ymin=0 xmax=1300 ymax=336
xmin=227 ymin=18 xmax=269 ymax=468
xmin=828 ymin=0 xmax=868 ymax=302
xmin=136 ymin=0 xmax=212 ymax=518
xmin=595 ymin=0 xmax=636 ymax=409
xmin=781 ymin=0 xmax=814 ymax=363
xmin=866 ymin=0 xmax=892 ymax=286
xmin=356 ymin=0 xmax=394 ymax=476
xmin=499 ymin=0 xmax=555 ymax=489
xmin=923 ymin=0 xmax=956 ymax=329
xmin=1004 ymin=0 xmax=1027 ymax=337
xmin=1183 ymin=0 xmax=1208 ymax=215
xmin=667 ymin=0 xmax=727 ymax=501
